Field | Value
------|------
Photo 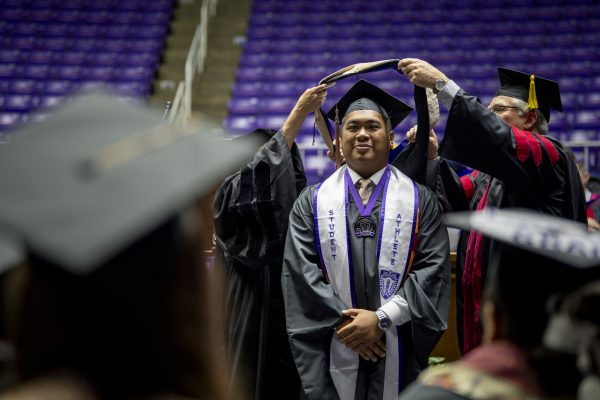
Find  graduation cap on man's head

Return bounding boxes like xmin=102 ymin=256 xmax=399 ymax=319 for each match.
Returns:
xmin=0 ymin=91 xmax=259 ymax=275
xmin=325 ymin=79 xmax=413 ymax=130
xmin=322 ymin=79 xmax=413 ymax=167
xmin=496 ymin=67 xmax=562 ymax=122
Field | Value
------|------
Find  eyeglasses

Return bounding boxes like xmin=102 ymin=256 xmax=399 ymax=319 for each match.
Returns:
xmin=488 ymin=104 xmax=521 ymax=114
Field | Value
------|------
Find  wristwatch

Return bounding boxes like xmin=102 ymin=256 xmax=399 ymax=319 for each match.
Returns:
xmin=432 ymin=78 xmax=448 ymax=95
xmin=376 ymin=309 xmax=392 ymax=330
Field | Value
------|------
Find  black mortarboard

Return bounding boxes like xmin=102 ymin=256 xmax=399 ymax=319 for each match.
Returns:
xmin=496 ymin=67 xmax=563 ymax=122
xmin=446 ymin=208 xmax=600 ymax=347
xmin=446 ymin=208 xmax=600 ymax=269
xmin=325 ymin=79 xmax=413 ymax=129
xmin=0 ymin=91 xmax=259 ymax=274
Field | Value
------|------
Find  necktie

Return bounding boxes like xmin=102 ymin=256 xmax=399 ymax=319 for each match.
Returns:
xmin=356 ymin=178 xmax=374 ymax=206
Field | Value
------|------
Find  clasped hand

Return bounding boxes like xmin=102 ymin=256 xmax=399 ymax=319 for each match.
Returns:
xmin=336 ymin=308 xmax=386 ymax=362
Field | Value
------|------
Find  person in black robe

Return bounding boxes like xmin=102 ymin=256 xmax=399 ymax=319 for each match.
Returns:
xmin=399 ymin=210 xmax=600 ymax=400
xmin=282 ymin=80 xmax=450 ymax=400
xmin=212 ymin=84 xmax=330 ymax=400
xmin=398 ymin=59 xmax=587 ymax=354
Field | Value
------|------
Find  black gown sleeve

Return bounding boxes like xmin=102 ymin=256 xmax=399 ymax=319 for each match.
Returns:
xmin=212 ymin=130 xmax=306 ymax=268
xmin=282 ymin=186 xmax=346 ymax=400
xmin=440 ymin=90 xmax=586 ymax=221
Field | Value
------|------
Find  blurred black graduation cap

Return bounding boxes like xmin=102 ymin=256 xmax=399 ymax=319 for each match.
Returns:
xmin=496 ymin=67 xmax=562 ymax=122
xmin=446 ymin=208 xmax=600 ymax=347
xmin=446 ymin=208 xmax=600 ymax=269
xmin=325 ymin=79 xmax=413 ymax=130
xmin=0 ymin=91 xmax=259 ymax=275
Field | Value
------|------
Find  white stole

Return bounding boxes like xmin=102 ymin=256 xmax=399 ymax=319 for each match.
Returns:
xmin=313 ymin=165 xmax=418 ymax=400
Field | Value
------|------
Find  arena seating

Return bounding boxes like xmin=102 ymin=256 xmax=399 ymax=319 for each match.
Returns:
xmin=0 ymin=0 xmax=174 ymax=138
xmin=226 ymin=0 xmax=600 ymax=183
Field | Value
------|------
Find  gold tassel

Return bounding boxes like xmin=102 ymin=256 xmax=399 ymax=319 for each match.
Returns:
xmin=528 ymin=75 xmax=539 ymax=110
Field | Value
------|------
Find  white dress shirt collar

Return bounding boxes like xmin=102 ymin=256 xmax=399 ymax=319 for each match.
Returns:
xmin=346 ymin=165 xmax=386 ymax=185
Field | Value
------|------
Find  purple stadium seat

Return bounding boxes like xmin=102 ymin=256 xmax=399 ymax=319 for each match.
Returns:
xmin=111 ymin=81 xmax=151 ymax=97
xmin=231 ymin=82 xmax=265 ymax=97
xmin=3 ymin=94 xmax=35 ymax=112
xmin=529 ymin=63 xmax=561 ymax=80
xmin=86 ymin=66 xmax=113 ymax=82
xmin=118 ymin=66 xmax=155 ymax=81
xmin=112 ymin=11 xmax=138 ymax=24
xmin=569 ymin=47 xmax=599 ymax=61
xmin=91 ymin=52 xmax=120 ymax=66
xmin=129 ymin=25 xmax=168 ymax=40
xmin=36 ymin=95 xmax=65 ymax=110
xmin=558 ymin=77 xmax=585 ymax=93
xmin=9 ymin=37 xmax=36 ymax=50
xmin=569 ymin=129 xmax=598 ymax=142
xmin=22 ymin=65 xmax=51 ymax=80
xmin=228 ymin=97 xmax=260 ymax=115
xmin=0 ymin=8 xmax=22 ymax=21
xmin=553 ymin=20 xmax=579 ymax=34
xmin=56 ymin=65 xmax=84 ymax=81
xmin=238 ymin=53 xmax=266 ymax=67
xmin=61 ymin=51 xmax=88 ymax=65
xmin=223 ymin=115 xmax=259 ymax=132
xmin=563 ymin=61 xmax=595 ymax=77
xmin=46 ymin=24 xmax=70 ymax=37
xmin=549 ymin=33 xmax=577 ymax=48
xmin=121 ymin=53 xmax=160 ymax=68
xmin=261 ymin=97 xmax=296 ymax=114
xmin=260 ymin=114 xmax=287 ymax=130
xmin=535 ymin=48 xmax=564 ymax=63
xmin=28 ymin=50 xmax=55 ymax=64
xmin=520 ymin=34 xmax=547 ymax=49
xmin=236 ymin=67 xmax=267 ymax=82
xmin=0 ymin=50 xmax=21 ymax=65
xmin=0 ymin=112 xmax=25 ymax=131
xmin=40 ymin=37 xmax=69 ymax=51
xmin=573 ymin=111 xmax=600 ymax=130
xmin=104 ymin=25 xmax=129 ymax=39
xmin=581 ymin=32 xmax=600 ymax=46
xmin=0 ymin=64 xmax=18 ymax=79
xmin=8 ymin=80 xmax=39 ymax=95
xmin=581 ymin=93 xmax=600 ymax=110
xmin=550 ymin=113 xmax=571 ymax=133
xmin=127 ymin=39 xmax=164 ymax=53
xmin=562 ymin=93 xmax=581 ymax=111
xmin=95 ymin=39 xmax=127 ymax=52
xmin=267 ymin=82 xmax=304 ymax=97
xmin=44 ymin=80 xmax=74 ymax=95
xmin=263 ymin=52 xmax=299 ymax=67
xmin=84 ymin=11 xmax=111 ymax=24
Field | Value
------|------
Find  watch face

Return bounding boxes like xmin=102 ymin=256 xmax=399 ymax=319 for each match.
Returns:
xmin=381 ymin=318 xmax=392 ymax=329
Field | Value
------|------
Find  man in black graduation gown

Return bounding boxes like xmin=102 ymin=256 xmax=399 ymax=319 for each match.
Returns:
xmin=213 ymin=84 xmax=330 ymax=399
xmin=398 ymin=59 xmax=587 ymax=354
xmin=282 ymin=80 xmax=450 ymax=400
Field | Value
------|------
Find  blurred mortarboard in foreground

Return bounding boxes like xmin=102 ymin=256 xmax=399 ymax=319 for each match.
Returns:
xmin=445 ymin=208 xmax=600 ymax=269
xmin=446 ymin=208 xmax=600 ymax=348
xmin=325 ymin=79 xmax=413 ymax=130
xmin=0 ymin=91 xmax=259 ymax=275
xmin=496 ymin=67 xmax=562 ymax=122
